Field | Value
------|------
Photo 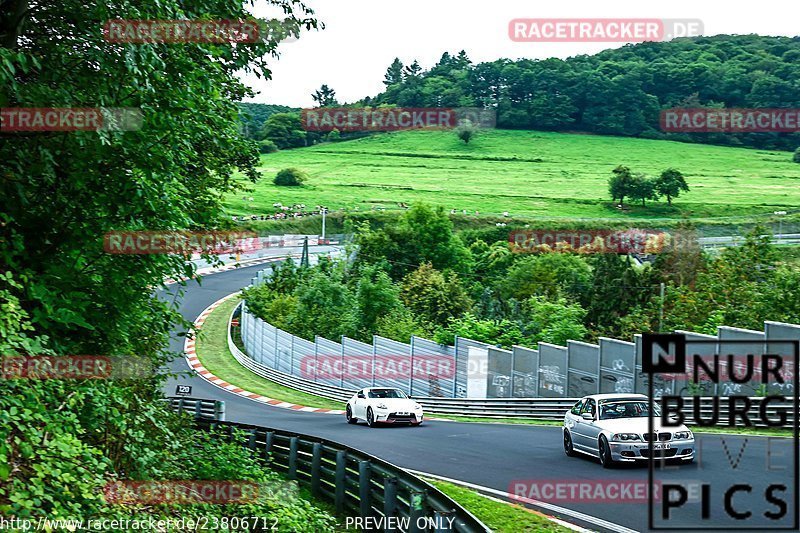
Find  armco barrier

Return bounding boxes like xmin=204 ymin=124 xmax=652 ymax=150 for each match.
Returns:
xmin=167 ymin=396 xmax=226 ymax=420
xmin=226 ymin=302 xmax=798 ymax=427
xmin=167 ymin=398 xmax=490 ymax=533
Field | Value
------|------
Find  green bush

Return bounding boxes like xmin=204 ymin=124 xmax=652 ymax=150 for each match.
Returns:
xmin=274 ymin=168 xmax=307 ymax=186
xmin=259 ymin=139 xmax=279 ymax=154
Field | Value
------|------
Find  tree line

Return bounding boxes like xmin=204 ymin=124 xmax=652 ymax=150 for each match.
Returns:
xmin=243 ymin=205 xmax=800 ymax=352
xmin=609 ymin=166 xmax=689 ymax=207
xmin=250 ymin=36 xmax=800 ymax=152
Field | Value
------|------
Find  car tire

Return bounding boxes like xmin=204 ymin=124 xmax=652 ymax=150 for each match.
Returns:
xmin=563 ymin=430 xmax=576 ymax=457
xmin=411 ymin=421 xmax=422 ymax=426
xmin=366 ymin=407 xmax=375 ymax=427
xmin=346 ymin=405 xmax=358 ymax=424
xmin=598 ymin=435 xmax=614 ymax=468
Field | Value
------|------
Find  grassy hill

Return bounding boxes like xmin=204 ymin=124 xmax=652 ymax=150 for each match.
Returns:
xmin=228 ymin=129 xmax=800 ymax=221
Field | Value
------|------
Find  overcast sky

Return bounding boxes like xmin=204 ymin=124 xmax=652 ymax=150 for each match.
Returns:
xmin=243 ymin=0 xmax=799 ymax=108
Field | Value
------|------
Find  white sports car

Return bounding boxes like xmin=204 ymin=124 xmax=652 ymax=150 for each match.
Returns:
xmin=563 ymin=393 xmax=695 ymax=468
xmin=345 ymin=387 xmax=423 ymax=427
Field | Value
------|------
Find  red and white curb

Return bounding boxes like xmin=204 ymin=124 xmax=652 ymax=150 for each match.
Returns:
xmin=184 ymin=292 xmax=346 ymax=415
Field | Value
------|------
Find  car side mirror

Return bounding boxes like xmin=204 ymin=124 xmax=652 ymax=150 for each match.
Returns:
xmin=581 ymin=412 xmax=594 ymax=421
xmin=357 ymin=393 xmax=365 ymax=399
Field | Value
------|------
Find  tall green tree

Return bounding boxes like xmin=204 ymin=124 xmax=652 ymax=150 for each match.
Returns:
xmin=355 ymin=265 xmax=402 ymax=337
xmin=0 ymin=0 xmax=319 ymax=519
xmin=608 ymin=165 xmax=634 ymax=207
xmin=655 ymin=168 xmax=690 ymax=206
xmin=383 ymin=57 xmax=404 ymax=86
xmin=311 ymin=83 xmax=338 ymax=106
xmin=260 ymin=112 xmax=310 ymax=148
xmin=629 ymin=173 xmax=658 ymax=207
xmin=403 ymin=59 xmax=423 ymax=79
xmin=400 ymin=263 xmax=472 ymax=327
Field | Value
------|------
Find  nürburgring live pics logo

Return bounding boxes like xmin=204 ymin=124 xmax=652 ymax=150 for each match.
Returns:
xmin=643 ymin=333 xmax=799 ymax=530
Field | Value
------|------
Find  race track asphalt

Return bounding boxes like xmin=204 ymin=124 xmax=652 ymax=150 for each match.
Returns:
xmin=160 ymin=260 xmax=798 ymax=533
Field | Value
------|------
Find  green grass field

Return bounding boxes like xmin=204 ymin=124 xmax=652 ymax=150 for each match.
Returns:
xmin=227 ymin=129 xmax=800 ymax=221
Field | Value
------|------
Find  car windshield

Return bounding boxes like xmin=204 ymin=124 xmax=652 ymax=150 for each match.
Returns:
xmin=368 ymin=389 xmax=406 ymax=399
xmin=599 ymin=400 xmax=660 ymax=420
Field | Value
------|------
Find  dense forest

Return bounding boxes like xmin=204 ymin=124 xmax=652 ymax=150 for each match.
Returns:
xmin=244 ymin=206 xmax=800 ymax=350
xmin=259 ymin=35 xmax=800 ymax=151
xmin=239 ymin=102 xmax=297 ymax=139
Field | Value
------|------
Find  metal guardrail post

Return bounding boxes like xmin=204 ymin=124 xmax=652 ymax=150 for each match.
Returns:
xmin=452 ymin=336 xmax=459 ymax=397
xmin=195 ymin=400 xmax=202 ymax=419
xmin=335 ymin=450 xmax=347 ymax=514
xmin=247 ymin=429 xmax=257 ymax=450
xmin=372 ymin=337 xmax=377 ymax=387
xmin=216 ymin=400 xmax=226 ymax=421
xmin=409 ymin=336 xmax=415 ymax=395
xmin=288 ymin=437 xmax=299 ymax=479
xmin=340 ymin=336 xmax=345 ymax=388
xmin=177 ymin=398 xmax=184 ymax=413
xmin=434 ymin=510 xmax=456 ymax=532
xmin=265 ymin=431 xmax=274 ymax=461
xmin=311 ymin=443 xmax=322 ymax=496
xmin=408 ymin=489 xmax=426 ymax=533
xmin=358 ymin=461 xmax=371 ymax=520
xmin=383 ymin=477 xmax=398 ymax=532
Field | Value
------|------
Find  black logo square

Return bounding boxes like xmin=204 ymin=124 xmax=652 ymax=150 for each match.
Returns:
xmin=643 ymin=333 xmax=686 ymax=374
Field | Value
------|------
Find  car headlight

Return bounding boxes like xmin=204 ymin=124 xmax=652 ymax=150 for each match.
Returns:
xmin=611 ymin=433 xmax=642 ymax=442
xmin=376 ymin=403 xmax=387 ymax=410
xmin=674 ymin=431 xmax=692 ymax=440
xmin=414 ymin=403 xmax=422 ymax=410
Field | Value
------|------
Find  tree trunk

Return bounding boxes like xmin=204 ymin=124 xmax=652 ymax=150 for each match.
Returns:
xmin=0 ymin=0 xmax=29 ymax=49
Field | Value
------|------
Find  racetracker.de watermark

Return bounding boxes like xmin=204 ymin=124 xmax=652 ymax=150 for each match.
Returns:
xmin=300 ymin=355 xmax=455 ymax=380
xmin=104 ymin=480 xmax=265 ymax=505
xmin=509 ymin=18 xmax=703 ymax=42
xmin=300 ymin=107 xmax=496 ymax=132
xmin=661 ymin=108 xmax=800 ymax=133
xmin=508 ymin=229 xmax=698 ymax=254
xmin=509 ymin=479 xmax=665 ymax=503
xmin=0 ymin=108 xmax=143 ymax=132
xmin=0 ymin=355 xmax=152 ymax=380
xmin=102 ymin=19 xmax=290 ymax=44
xmin=103 ymin=230 xmax=260 ymax=255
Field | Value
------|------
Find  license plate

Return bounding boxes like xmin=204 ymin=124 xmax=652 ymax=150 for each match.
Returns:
xmin=652 ymin=443 xmax=671 ymax=450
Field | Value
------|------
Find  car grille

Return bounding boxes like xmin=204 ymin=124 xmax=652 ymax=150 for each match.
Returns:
xmin=642 ymin=432 xmax=672 ymax=442
xmin=640 ymin=448 xmax=678 ymax=458
xmin=388 ymin=412 xmax=416 ymax=422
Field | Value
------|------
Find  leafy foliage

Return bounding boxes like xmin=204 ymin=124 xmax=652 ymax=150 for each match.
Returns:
xmin=0 ymin=0 xmax=335 ymax=524
xmin=400 ymin=263 xmax=472 ymax=328
xmin=274 ymin=168 xmax=308 ymax=186
xmin=239 ymin=103 xmax=297 ymax=140
xmin=655 ymin=168 xmax=690 ymax=206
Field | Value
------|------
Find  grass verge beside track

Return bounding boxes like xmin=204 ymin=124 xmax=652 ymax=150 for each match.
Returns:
xmin=194 ymin=294 xmax=795 ymax=438
xmin=194 ymin=295 xmax=345 ymax=411
xmin=425 ymin=478 xmax=573 ymax=532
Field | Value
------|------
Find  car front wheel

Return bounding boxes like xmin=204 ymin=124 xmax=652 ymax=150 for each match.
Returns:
xmin=563 ymin=430 xmax=575 ymax=457
xmin=598 ymin=435 xmax=614 ymax=468
xmin=346 ymin=405 xmax=358 ymax=424
xmin=366 ymin=407 xmax=375 ymax=427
